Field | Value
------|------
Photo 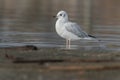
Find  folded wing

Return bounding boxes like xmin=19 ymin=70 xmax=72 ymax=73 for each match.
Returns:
xmin=64 ymin=22 xmax=89 ymax=38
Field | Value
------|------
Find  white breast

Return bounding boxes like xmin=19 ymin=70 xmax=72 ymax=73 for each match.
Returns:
xmin=55 ymin=20 xmax=65 ymax=38
xmin=55 ymin=20 xmax=81 ymax=40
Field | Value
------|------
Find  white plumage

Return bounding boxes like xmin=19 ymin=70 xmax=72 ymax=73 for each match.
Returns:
xmin=55 ymin=10 xmax=96 ymax=48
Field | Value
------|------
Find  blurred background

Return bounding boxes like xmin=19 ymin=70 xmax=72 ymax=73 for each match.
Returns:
xmin=0 ymin=0 xmax=120 ymax=49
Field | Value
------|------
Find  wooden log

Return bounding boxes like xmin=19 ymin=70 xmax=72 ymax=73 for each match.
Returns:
xmin=12 ymin=58 xmax=120 ymax=64
xmin=1 ymin=45 xmax=38 ymax=50
xmin=47 ymin=64 xmax=120 ymax=71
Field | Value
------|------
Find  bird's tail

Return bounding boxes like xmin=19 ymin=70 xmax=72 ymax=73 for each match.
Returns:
xmin=87 ymin=34 xmax=100 ymax=41
xmin=88 ymin=34 xmax=96 ymax=38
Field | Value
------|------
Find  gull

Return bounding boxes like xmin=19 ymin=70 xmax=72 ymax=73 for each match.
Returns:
xmin=54 ymin=10 xmax=97 ymax=49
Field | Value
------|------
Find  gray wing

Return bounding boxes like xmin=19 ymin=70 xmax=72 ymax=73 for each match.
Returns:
xmin=64 ymin=22 xmax=88 ymax=38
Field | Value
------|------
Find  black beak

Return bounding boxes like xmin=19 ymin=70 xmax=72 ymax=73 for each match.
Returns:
xmin=53 ymin=16 xmax=56 ymax=18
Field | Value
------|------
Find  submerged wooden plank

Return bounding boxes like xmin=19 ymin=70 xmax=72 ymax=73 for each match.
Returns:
xmin=0 ymin=45 xmax=38 ymax=50
xmin=12 ymin=58 xmax=120 ymax=64
xmin=47 ymin=65 xmax=120 ymax=71
xmin=0 ymin=62 xmax=120 ymax=71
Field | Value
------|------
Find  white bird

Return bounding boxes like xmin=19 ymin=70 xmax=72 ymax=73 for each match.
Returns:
xmin=54 ymin=10 xmax=97 ymax=49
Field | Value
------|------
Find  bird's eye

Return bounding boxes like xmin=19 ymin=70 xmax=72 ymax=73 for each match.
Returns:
xmin=60 ymin=14 xmax=62 ymax=16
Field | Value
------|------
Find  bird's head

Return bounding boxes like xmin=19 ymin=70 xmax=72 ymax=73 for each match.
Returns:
xmin=54 ymin=10 xmax=68 ymax=21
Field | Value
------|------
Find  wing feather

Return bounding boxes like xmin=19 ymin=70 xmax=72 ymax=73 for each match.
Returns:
xmin=64 ymin=22 xmax=88 ymax=38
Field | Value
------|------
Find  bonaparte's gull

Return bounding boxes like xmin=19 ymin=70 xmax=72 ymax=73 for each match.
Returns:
xmin=54 ymin=10 xmax=97 ymax=49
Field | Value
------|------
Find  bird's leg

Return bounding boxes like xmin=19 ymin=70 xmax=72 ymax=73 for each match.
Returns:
xmin=66 ymin=39 xmax=71 ymax=49
xmin=66 ymin=39 xmax=70 ymax=49
xmin=68 ymin=39 xmax=71 ymax=49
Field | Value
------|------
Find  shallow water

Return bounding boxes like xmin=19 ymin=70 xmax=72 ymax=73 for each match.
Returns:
xmin=0 ymin=31 xmax=99 ymax=47
xmin=0 ymin=31 xmax=119 ymax=52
